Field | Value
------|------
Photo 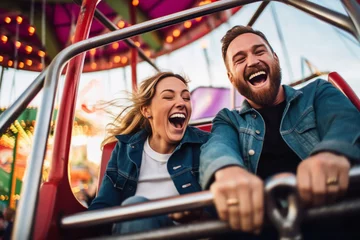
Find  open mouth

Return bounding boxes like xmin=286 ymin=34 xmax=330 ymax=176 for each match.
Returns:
xmin=168 ymin=113 xmax=186 ymax=129
xmin=248 ymin=70 xmax=268 ymax=87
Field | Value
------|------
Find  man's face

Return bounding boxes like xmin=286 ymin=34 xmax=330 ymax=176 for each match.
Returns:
xmin=226 ymin=33 xmax=282 ymax=107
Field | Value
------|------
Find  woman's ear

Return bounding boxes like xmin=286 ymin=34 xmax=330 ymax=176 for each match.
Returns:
xmin=140 ymin=106 xmax=152 ymax=119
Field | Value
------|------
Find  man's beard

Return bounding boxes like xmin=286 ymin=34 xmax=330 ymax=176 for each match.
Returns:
xmin=234 ymin=61 xmax=282 ymax=107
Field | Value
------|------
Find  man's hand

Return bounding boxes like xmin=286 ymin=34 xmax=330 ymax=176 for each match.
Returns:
xmin=297 ymin=152 xmax=350 ymax=206
xmin=210 ymin=166 xmax=264 ymax=233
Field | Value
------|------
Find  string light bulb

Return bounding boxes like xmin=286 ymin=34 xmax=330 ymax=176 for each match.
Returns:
xmin=19 ymin=62 xmax=24 ymax=69
xmin=25 ymin=45 xmax=33 ymax=54
xmin=15 ymin=41 xmax=21 ymax=49
xmin=173 ymin=29 xmax=181 ymax=37
xmin=38 ymin=50 xmax=45 ymax=58
xmin=112 ymin=42 xmax=119 ymax=50
xmin=166 ymin=36 xmax=173 ymax=43
xmin=132 ymin=0 xmax=139 ymax=6
xmin=26 ymin=59 xmax=32 ymax=66
xmin=28 ymin=26 xmax=35 ymax=36
xmin=8 ymin=60 xmax=13 ymax=67
xmin=117 ymin=20 xmax=125 ymax=29
xmin=121 ymin=56 xmax=128 ymax=64
xmin=91 ymin=62 xmax=97 ymax=70
xmin=1 ymin=35 xmax=8 ymax=44
xmin=113 ymin=56 xmax=121 ymax=63
xmin=4 ymin=17 xmax=11 ymax=24
xmin=184 ymin=21 xmax=192 ymax=29
xmin=0 ymin=56 xmax=3 ymax=62
xmin=16 ymin=16 xmax=23 ymax=24
xmin=89 ymin=48 xmax=96 ymax=56
xmin=135 ymin=41 xmax=141 ymax=47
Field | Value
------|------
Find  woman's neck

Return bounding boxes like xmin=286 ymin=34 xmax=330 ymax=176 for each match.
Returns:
xmin=148 ymin=135 xmax=176 ymax=154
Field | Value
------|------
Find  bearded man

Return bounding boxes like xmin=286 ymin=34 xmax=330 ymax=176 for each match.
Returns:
xmin=200 ymin=25 xmax=360 ymax=238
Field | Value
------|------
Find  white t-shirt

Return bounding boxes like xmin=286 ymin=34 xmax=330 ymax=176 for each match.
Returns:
xmin=134 ymin=138 xmax=179 ymax=199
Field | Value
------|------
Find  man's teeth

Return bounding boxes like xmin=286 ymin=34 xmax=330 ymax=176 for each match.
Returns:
xmin=249 ymin=71 xmax=266 ymax=81
xmin=169 ymin=113 xmax=186 ymax=119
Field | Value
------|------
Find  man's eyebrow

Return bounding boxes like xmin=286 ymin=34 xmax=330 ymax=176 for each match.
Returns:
xmin=252 ymin=44 xmax=266 ymax=51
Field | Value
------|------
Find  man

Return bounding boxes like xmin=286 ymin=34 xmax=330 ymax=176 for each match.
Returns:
xmin=200 ymin=26 xmax=360 ymax=236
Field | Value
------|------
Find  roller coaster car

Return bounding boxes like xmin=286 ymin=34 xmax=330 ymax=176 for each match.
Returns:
xmin=32 ymin=72 xmax=360 ymax=240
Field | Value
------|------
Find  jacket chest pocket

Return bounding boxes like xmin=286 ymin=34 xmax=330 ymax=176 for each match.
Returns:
xmin=294 ymin=109 xmax=320 ymax=151
xmin=105 ymin=169 xmax=128 ymax=190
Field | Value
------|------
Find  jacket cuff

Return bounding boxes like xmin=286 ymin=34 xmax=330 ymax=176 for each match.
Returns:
xmin=311 ymin=140 xmax=360 ymax=162
xmin=201 ymin=157 xmax=244 ymax=190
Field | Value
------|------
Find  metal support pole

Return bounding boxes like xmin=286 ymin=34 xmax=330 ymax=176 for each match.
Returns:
xmin=130 ymin=1 xmax=138 ymax=92
xmin=8 ymin=133 xmax=18 ymax=208
xmin=12 ymin=0 xmax=100 ymax=239
xmin=0 ymin=66 xmax=5 ymax=107
xmin=247 ymin=2 xmax=269 ymax=27
xmin=341 ymin=0 xmax=360 ymax=42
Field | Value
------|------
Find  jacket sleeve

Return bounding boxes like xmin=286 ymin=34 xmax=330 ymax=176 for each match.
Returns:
xmin=88 ymin=142 xmax=123 ymax=211
xmin=311 ymin=80 xmax=360 ymax=162
xmin=200 ymin=108 xmax=246 ymax=189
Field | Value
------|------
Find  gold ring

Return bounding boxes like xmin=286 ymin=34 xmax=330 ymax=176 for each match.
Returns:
xmin=226 ymin=198 xmax=239 ymax=207
xmin=326 ymin=177 xmax=338 ymax=186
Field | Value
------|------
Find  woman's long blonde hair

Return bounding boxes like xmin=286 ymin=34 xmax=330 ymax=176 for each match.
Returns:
xmin=102 ymin=72 xmax=189 ymax=147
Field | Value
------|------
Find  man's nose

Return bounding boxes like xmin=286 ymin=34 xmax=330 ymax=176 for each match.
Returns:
xmin=247 ymin=54 xmax=260 ymax=67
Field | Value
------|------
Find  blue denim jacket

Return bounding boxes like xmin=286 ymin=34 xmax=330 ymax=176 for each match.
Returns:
xmin=200 ymin=79 xmax=360 ymax=189
xmin=90 ymin=126 xmax=210 ymax=210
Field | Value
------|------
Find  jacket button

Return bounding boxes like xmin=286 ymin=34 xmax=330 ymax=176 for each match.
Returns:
xmin=255 ymin=130 xmax=260 ymax=135
xmin=251 ymin=114 xmax=257 ymax=119
xmin=248 ymin=149 xmax=255 ymax=156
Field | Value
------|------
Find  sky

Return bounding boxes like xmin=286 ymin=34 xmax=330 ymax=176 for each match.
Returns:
xmin=0 ymin=0 xmax=359 ymax=109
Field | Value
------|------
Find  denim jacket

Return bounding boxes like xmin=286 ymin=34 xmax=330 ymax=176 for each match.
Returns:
xmin=200 ymin=79 xmax=360 ymax=189
xmin=90 ymin=126 xmax=210 ymax=210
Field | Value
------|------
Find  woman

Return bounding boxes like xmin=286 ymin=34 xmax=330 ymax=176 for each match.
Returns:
xmin=89 ymin=72 xmax=210 ymax=234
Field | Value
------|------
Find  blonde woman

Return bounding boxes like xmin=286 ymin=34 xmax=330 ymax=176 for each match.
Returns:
xmin=89 ymin=72 xmax=210 ymax=234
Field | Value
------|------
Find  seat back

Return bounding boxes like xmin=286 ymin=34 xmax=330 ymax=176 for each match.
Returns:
xmin=328 ymin=72 xmax=360 ymax=111
xmin=97 ymin=121 xmax=212 ymax=191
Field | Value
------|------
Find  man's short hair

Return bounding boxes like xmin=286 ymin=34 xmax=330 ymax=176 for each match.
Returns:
xmin=221 ymin=25 xmax=274 ymax=69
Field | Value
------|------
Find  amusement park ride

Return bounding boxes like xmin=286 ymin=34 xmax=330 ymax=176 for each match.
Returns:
xmin=0 ymin=0 xmax=359 ymax=239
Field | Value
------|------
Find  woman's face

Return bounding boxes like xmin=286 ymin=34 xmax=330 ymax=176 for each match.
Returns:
xmin=144 ymin=76 xmax=192 ymax=149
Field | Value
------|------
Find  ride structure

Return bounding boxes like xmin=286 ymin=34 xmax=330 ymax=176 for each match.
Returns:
xmin=0 ymin=0 xmax=358 ymax=239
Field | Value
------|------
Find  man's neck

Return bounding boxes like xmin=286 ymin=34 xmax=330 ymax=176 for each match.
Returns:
xmin=248 ymin=86 xmax=286 ymax=109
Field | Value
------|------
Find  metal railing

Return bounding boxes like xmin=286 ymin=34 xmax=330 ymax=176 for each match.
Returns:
xmin=11 ymin=0 xmax=360 ymax=239
xmin=60 ymin=166 xmax=360 ymax=240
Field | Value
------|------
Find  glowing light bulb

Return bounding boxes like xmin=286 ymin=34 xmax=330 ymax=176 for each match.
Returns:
xmin=196 ymin=17 xmax=202 ymax=22
xmin=184 ymin=21 xmax=192 ymax=29
xmin=38 ymin=50 xmax=45 ymax=58
xmin=132 ymin=0 xmax=139 ymax=6
xmin=28 ymin=26 xmax=35 ymax=35
xmin=91 ymin=62 xmax=97 ymax=69
xmin=25 ymin=45 xmax=33 ymax=54
xmin=1 ymin=35 xmax=8 ymax=44
xmin=4 ymin=17 xmax=11 ymax=24
xmin=15 ymin=41 xmax=21 ymax=49
xmin=112 ymin=42 xmax=119 ymax=50
xmin=26 ymin=59 xmax=33 ymax=66
xmin=166 ymin=36 xmax=173 ymax=43
xmin=8 ymin=60 xmax=13 ymax=67
xmin=121 ymin=56 xmax=128 ymax=64
xmin=16 ymin=16 xmax=23 ymax=24
xmin=117 ymin=21 xmax=125 ymax=29
xmin=173 ymin=29 xmax=181 ymax=37
xmin=114 ymin=56 xmax=121 ymax=63
xmin=89 ymin=48 xmax=96 ymax=56
xmin=135 ymin=41 xmax=141 ymax=47
xmin=0 ymin=56 xmax=3 ymax=62
xmin=19 ymin=62 xmax=24 ymax=68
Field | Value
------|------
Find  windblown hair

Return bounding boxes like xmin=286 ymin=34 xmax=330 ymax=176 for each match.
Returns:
xmin=221 ymin=25 xmax=274 ymax=70
xmin=102 ymin=72 xmax=189 ymax=147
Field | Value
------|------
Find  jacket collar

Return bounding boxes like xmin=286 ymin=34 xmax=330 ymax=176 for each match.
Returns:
xmin=238 ymin=85 xmax=303 ymax=115
xmin=115 ymin=126 xmax=205 ymax=145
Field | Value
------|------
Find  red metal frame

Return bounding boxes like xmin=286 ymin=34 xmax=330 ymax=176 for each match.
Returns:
xmin=328 ymin=72 xmax=360 ymax=111
xmin=33 ymin=0 xmax=100 ymax=239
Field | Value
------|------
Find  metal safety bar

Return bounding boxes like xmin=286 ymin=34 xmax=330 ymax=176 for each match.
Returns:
xmin=342 ymin=0 xmax=360 ymax=42
xmin=73 ymin=0 xmax=160 ymax=72
xmin=12 ymin=0 xmax=360 ymax=239
xmin=0 ymin=68 xmax=47 ymax=135
xmin=62 ymin=166 xmax=360 ymax=229
xmin=88 ymin=198 xmax=360 ymax=240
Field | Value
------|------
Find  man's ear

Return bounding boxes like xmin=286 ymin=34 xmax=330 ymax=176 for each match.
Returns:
xmin=273 ymin=52 xmax=279 ymax=62
xmin=140 ymin=106 xmax=151 ymax=119
xmin=227 ymin=71 xmax=234 ymax=84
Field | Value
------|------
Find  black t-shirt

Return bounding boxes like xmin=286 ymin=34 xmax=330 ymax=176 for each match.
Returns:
xmin=256 ymin=101 xmax=302 ymax=180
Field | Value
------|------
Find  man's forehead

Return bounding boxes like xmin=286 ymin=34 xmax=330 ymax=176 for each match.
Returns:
xmin=227 ymin=33 xmax=269 ymax=56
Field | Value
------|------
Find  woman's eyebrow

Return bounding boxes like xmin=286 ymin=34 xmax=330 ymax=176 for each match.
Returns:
xmin=160 ymin=89 xmax=175 ymax=94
